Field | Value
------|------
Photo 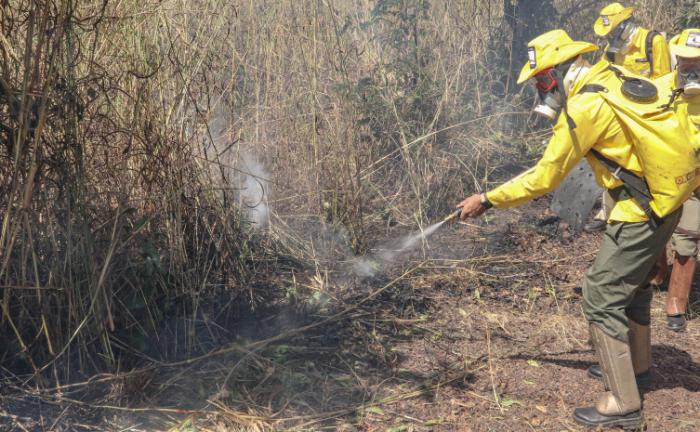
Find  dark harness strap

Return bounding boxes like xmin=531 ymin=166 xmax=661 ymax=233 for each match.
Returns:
xmin=590 ymin=150 xmax=663 ymax=228
xmin=579 ymin=83 xmax=608 ymax=94
xmin=632 ymin=30 xmax=661 ymax=76
xmin=645 ymin=30 xmax=661 ymax=76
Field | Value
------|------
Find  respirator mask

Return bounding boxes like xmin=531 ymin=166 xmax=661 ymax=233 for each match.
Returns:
xmin=605 ymin=19 xmax=637 ymax=60
xmin=532 ymin=58 xmax=586 ymax=120
xmin=677 ymin=56 xmax=700 ymax=96
xmin=534 ymin=68 xmax=563 ymax=120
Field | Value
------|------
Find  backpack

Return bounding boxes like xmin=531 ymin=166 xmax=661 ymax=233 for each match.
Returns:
xmin=573 ymin=66 xmax=700 ymax=223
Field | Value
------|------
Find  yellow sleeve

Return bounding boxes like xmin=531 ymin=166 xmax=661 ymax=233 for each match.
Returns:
xmin=485 ymin=96 xmax=611 ymax=208
xmin=651 ymin=35 xmax=671 ymax=78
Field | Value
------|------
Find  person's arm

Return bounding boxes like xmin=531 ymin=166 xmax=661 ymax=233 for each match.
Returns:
xmin=651 ymin=35 xmax=672 ymax=78
xmin=458 ymin=95 xmax=610 ymax=219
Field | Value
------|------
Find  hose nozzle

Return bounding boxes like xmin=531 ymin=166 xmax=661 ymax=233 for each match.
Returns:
xmin=443 ymin=209 xmax=462 ymax=223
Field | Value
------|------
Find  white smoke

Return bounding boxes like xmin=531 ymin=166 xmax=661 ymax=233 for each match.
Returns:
xmin=204 ymin=112 xmax=271 ymax=229
xmin=349 ymin=220 xmax=446 ymax=278
xmin=238 ymin=153 xmax=270 ymax=229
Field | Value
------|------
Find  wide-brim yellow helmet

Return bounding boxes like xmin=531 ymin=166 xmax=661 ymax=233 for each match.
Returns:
xmin=517 ymin=30 xmax=597 ymax=84
xmin=594 ymin=2 xmax=635 ymax=37
xmin=669 ymin=29 xmax=700 ymax=59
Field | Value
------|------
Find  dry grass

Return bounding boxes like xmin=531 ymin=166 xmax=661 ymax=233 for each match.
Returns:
xmin=0 ymin=0 xmax=696 ymax=430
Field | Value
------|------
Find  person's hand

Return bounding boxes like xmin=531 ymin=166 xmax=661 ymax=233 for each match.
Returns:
xmin=457 ymin=194 xmax=488 ymax=220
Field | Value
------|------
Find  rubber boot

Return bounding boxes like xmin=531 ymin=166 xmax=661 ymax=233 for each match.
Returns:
xmin=574 ymin=325 xmax=644 ymax=429
xmin=666 ymin=254 xmax=695 ymax=332
xmin=587 ymin=320 xmax=651 ymax=388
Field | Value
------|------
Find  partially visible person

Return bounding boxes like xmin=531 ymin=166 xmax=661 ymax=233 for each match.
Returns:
xmin=667 ymin=196 xmax=699 ymax=331
xmin=584 ymin=2 xmax=672 ymax=233
xmin=657 ymin=29 xmax=700 ymax=331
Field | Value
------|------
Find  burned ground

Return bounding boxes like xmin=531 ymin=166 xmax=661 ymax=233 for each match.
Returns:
xmin=2 ymin=198 xmax=698 ymax=432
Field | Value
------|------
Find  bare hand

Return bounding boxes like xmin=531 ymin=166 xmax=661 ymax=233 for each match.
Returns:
xmin=457 ymin=194 xmax=487 ymax=220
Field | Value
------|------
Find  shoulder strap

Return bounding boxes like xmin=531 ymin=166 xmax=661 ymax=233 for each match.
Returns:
xmin=579 ymin=83 xmax=608 ymax=94
xmin=589 ymin=149 xmax=661 ymax=226
xmin=645 ymin=30 xmax=661 ymax=76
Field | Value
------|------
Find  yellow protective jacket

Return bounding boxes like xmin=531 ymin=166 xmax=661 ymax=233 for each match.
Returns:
xmin=655 ymin=71 xmax=700 ymax=127
xmin=606 ymin=27 xmax=671 ymax=78
xmin=486 ymin=60 xmax=700 ymax=223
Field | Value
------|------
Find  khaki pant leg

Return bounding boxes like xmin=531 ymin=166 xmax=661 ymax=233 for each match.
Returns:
xmin=594 ymin=190 xmax=615 ymax=221
xmin=583 ymin=209 xmax=682 ymax=341
xmin=671 ymin=196 xmax=700 ymax=257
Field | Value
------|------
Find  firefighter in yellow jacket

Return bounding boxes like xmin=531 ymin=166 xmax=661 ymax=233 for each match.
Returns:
xmin=595 ymin=2 xmax=670 ymax=78
xmin=457 ymin=29 xmax=700 ymax=429
xmin=655 ymin=30 xmax=700 ymax=331
xmin=585 ymin=2 xmax=672 ymax=233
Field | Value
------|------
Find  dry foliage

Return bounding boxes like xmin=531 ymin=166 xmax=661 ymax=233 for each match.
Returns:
xmin=0 ymin=0 xmax=695 ymax=430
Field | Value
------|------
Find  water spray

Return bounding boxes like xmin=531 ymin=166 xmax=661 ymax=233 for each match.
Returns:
xmin=351 ymin=208 xmax=463 ymax=278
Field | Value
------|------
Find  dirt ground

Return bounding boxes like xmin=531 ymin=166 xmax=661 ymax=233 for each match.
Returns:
xmin=1 ymin=198 xmax=699 ymax=431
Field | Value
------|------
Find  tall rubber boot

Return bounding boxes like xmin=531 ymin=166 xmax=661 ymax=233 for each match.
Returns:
xmin=628 ymin=320 xmax=651 ymax=387
xmin=574 ymin=325 xmax=643 ymax=429
xmin=666 ymin=254 xmax=695 ymax=332
xmin=586 ymin=321 xmax=651 ymax=388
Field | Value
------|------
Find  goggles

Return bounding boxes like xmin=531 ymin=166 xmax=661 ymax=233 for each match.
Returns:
xmin=534 ymin=68 xmax=558 ymax=92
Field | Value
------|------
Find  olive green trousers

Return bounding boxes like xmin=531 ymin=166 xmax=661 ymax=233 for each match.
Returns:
xmin=671 ymin=196 xmax=700 ymax=257
xmin=582 ymin=209 xmax=682 ymax=341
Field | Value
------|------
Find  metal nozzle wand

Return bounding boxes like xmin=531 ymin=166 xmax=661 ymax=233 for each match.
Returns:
xmin=442 ymin=209 xmax=462 ymax=224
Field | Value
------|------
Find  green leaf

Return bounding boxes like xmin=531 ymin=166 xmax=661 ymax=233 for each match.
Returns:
xmin=501 ymin=397 xmax=523 ymax=408
xmin=527 ymin=359 xmax=540 ymax=367
xmin=365 ymin=406 xmax=385 ymax=415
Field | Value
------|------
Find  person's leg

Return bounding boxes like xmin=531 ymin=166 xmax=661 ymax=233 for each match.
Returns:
xmin=649 ymin=248 xmax=668 ymax=287
xmin=575 ymin=210 xmax=681 ymax=428
xmin=667 ymin=197 xmax=700 ymax=331
xmin=584 ymin=190 xmax=613 ymax=232
xmin=625 ymin=284 xmax=653 ymax=385
xmin=589 ymin=282 xmax=653 ymax=384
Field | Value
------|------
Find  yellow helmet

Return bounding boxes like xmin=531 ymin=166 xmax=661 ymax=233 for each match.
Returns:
xmin=517 ymin=30 xmax=597 ymax=84
xmin=669 ymin=29 xmax=700 ymax=59
xmin=593 ymin=3 xmax=635 ymax=37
